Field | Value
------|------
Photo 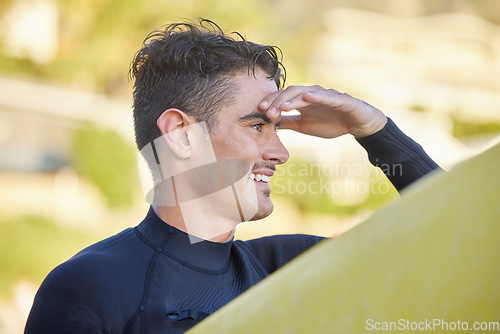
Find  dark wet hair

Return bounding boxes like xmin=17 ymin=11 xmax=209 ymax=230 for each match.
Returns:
xmin=129 ymin=18 xmax=285 ymax=151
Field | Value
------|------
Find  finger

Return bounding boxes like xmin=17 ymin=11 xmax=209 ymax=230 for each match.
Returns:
xmin=277 ymin=88 xmax=339 ymax=113
xmin=259 ymin=90 xmax=287 ymax=121
xmin=302 ymin=89 xmax=344 ymax=108
xmin=262 ymin=91 xmax=306 ymax=120
xmin=260 ymin=86 xmax=321 ymax=111
xmin=303 ymin=90 xmax=363 ymax=112
xmin=266 ymin=106 xmax=282 ymax=121
xmin=259 ymin=90 xmax=285 ymax=111
xmin=278 ymin=94 xmax=312 ymax=111
xmin=272 ymin=88 xmax=327 ymax=120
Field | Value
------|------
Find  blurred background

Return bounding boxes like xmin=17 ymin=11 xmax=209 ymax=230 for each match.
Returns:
xmin=1 ymin=0 xmax=500 ymax=332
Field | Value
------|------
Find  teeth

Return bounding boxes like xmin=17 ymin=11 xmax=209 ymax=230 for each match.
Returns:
xmin=250 ymin=173 xmax=270 ymax=183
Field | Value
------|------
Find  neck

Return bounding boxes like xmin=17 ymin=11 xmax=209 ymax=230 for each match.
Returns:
xmin=152 ymin=204 xmax=237 ymax=243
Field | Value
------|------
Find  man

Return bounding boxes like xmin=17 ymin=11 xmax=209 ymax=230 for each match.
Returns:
xmin=25 ymin=19 xmax=440 ymax=333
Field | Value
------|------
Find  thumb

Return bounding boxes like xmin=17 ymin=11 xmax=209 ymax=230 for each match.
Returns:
xmin=280 ymin=115 xmax=301 ymax=132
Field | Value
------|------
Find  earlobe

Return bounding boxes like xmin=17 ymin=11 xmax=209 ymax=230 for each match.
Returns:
xmin=157 ymin=109 xmax=192 ymax=159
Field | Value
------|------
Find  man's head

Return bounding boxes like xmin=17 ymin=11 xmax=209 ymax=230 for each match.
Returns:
xmin=130 ymin=19 xmax=285 ymax=151
xmin=131 ymin=19 xmax=289 ymax=237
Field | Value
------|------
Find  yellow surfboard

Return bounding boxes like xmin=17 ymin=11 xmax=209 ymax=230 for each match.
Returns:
xmin=189 ymin=141 xmax=500 ymax=333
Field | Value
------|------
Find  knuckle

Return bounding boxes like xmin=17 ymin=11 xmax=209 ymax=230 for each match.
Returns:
xmin=285 ymin=85 xmax=301 ymax=93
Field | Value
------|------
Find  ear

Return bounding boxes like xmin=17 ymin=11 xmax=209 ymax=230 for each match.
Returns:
xmin=157 ymin=108 xmax=194 ymax=159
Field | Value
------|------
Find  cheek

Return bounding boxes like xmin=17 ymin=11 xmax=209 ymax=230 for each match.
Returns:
xmin=212 ymin=139 xmax=238 ymax=159
xmin=211 ymin=134 xmax=260 ymax=161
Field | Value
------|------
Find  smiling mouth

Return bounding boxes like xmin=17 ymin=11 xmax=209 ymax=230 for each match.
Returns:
xmin=249 ymin=173 xmax=271 ymax=183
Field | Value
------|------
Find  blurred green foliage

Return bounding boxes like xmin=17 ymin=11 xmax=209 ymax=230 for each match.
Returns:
xmin=270 ymin=157 xmax=399 ymax=217
xmin=0 ymin=0 xmax=311 ymax=95
xmin=452 ymin=116 xmax=500 ymax=139
xmin=1 ymin=0 xmax=500 ymax=96
xmin=410 ymin=104 xmax=429 ymax=113
xmin=70 ymin=124 xmax=138 ymax=207
xmin=0 ymin=216 xmax=101 ymax=298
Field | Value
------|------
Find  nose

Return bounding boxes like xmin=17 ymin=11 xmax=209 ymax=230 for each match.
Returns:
xmin=263 ymin=131 xmax=289 ymax=165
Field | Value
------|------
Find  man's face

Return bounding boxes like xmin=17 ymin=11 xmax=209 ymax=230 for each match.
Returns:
xmin=208 ymin=68 xmax=289 ymax=221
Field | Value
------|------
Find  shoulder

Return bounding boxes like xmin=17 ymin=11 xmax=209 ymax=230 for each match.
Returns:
xmin=45 ymin=227 xmax=151 ymax=295
xmin=25 ymin=228 xmax=151 ymax=333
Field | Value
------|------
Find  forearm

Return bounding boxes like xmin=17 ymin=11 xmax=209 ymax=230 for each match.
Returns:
xmin=356 ymin=118 xmax=442 ymax=191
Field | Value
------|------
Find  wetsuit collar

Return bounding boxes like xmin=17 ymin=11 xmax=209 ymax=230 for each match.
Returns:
xmin=135 ymin=207 xmax=233 ymax=273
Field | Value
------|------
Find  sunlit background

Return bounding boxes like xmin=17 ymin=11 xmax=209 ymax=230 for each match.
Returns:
xmin=1 ymin=0 xmax=500 ymax=332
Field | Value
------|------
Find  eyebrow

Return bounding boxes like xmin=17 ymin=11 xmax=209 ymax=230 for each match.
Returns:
xmin=239 ymin=111 xmax=282 ymax=127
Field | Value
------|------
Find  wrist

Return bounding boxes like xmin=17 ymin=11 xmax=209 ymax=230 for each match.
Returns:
xmin=354 ymin=115 xmax=388 ymax=139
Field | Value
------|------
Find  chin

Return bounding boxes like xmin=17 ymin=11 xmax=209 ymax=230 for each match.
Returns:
xmin=248 ymin=202 xmax=274 ymax=221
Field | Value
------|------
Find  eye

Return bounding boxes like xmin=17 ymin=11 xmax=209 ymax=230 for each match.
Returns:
xmin=251 ymin=123 xmax=264 ymax=132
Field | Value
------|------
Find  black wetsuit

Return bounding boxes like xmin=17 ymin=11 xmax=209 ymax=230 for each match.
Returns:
xmin=24 ymin=118 xmax=440 ymax=333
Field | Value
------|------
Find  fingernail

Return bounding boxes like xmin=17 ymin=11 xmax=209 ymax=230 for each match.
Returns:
xmin=268 ymin=107 xmax=277 ymax=115
xmin=281 ymin=101 xmax=290 ymax=108
xmin=260 ymin=100 xmax=269 ymax=109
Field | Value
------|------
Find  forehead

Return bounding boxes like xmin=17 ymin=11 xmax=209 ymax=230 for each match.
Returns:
xmin=236 ymin=68 xmax=278 ymax=92
xmin=224 ymin=68 xmax=278 ymax=115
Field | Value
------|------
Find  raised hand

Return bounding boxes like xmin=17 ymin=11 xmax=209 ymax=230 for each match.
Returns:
xmin=259 ymin=85 xmax=387 ymax=138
